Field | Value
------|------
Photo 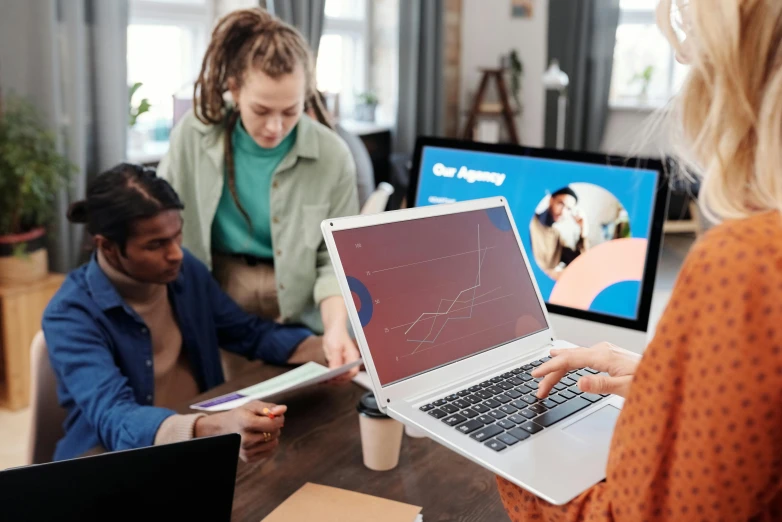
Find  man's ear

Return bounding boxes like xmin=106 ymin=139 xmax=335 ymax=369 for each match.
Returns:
xmin=95 ymin=235 xmax=121 ymax=262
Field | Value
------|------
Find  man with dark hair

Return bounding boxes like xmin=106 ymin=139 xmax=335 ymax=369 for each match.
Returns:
xmin=43 ymin=164 xmax=327 ymax=462
xmin=529 ymin=185 xmax=589 ymax=280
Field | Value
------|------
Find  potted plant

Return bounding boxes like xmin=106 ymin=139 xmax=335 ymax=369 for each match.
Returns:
xmin=631 ymin=65 xmax=655 ymax=101
xmin=0 ymin=90 xmax=73 ymax=286
xmin=354 ymin=91 xmax=379 ymax=122
xmin=128 ymin=81 xmax=151 ymax=152
xmin=508 ymin=50 xmax=524 ymax=113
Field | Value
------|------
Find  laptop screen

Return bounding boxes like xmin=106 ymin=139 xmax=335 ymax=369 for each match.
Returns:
xmin=331 ymin=205 xmax=548 ymax=387
xmin=410 ymin=142 xmax=664 ymax=329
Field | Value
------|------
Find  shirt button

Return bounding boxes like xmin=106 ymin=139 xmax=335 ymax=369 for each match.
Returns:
xmin=272 ymin=181 xmax=279 ymax=189
xmin=272 ymin=216 xmax=280 ymax=224
xmin=146 ymin=394 xmax=152 ymax=403
xmin=279 ymin=283 xmax=285 ymax=291
xmin=276 ymin=249 xmax=282 ymax=257
xmin=146 ymin=359 xmax=152 ymax=367
xmin=140 ymin=327 xmax=148 ymax=335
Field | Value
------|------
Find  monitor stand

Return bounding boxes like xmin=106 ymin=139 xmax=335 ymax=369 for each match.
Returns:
xmin=548 ymin=290 xmax=672 ymax=355
xmin=549 ymin=315 xmax=648 ymax=355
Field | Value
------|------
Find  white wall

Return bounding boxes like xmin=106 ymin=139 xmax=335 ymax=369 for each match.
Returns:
xmin=460 ymin=0 xmax=549 ymax=147
xmin=600 ymin=106 xmax=672 ymax=158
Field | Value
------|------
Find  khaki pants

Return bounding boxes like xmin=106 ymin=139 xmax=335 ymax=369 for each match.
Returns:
xmin=213 ymin=254 xmax=324 ymax=381
xmin=213 ymin=253 xmax=282 ymax=320
xmin=213 ymin=254 xmax=282 ymax=381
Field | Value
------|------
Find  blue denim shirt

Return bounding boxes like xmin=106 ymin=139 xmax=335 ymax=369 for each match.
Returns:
xmin=43 ymin=249 xmax=311 ymax=461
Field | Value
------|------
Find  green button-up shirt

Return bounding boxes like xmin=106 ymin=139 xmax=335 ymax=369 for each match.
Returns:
xmin=158 ymin=110 xmax=359 ymax=333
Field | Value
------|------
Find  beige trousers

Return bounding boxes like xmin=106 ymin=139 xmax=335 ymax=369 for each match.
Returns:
xmin=213 ymin=254 xmax=282 ymax=381
xmin=213 ymin=254 xmax=323 ymax=381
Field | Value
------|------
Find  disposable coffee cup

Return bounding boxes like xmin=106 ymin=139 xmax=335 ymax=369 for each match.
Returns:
xmin=357 ymin=392 xmax=404 ymax=471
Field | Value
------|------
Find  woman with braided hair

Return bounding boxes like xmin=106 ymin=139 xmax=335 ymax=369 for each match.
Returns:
xmin=158 ymin=8 xmax=360 ymax=380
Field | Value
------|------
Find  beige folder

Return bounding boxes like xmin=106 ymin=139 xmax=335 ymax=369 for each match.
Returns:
xmin=261 ymin=482 xmax=422 ymax=522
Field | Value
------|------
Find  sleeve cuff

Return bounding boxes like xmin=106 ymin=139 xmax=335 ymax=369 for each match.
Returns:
xmin=314 ymin=273 xmax=342 ymax=305
xmin=154 ymin=413 xmax=206 ymax=445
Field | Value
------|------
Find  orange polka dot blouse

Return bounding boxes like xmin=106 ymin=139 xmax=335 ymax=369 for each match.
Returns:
xmin=498 ymin=212 xmax=782 ymax=521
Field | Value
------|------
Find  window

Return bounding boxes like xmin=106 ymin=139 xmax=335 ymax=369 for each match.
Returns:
xmin=316 ymin=0 xmax=370 ymax=120
xmin=609 ymin=0 xmax=688 ymax=108
xmin=127 ymin=0 xmax=212 ymax=161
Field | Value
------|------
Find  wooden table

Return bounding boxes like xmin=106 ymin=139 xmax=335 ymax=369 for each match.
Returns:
xmin=179 ymin=365 xmax=508 ymax=522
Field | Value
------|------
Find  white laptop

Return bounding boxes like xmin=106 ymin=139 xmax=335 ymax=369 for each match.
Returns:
xmin=321 ymin=196 xmax=623 ymax=505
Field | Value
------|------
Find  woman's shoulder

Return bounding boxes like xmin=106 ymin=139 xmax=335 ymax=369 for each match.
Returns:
xmin=299 ymin=116 xmax=351 ymax=162
xmin=693 ymin=211 xmax=781 ymax=252
xmin=170 ymin=108 xmax=226 ymax=145
xmin=682 ymin=211 xmax=782 ymax=284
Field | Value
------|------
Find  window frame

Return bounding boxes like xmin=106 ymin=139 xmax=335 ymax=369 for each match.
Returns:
xmin=319 ymin=0 xmax=372 ymax=117
xmin=128 ymin=0 xmax=212 ymax=80
xmin=126 ymin=0 xmax=213 ymax=162
xmin=610 ymin=4 xmax=679 ymax=109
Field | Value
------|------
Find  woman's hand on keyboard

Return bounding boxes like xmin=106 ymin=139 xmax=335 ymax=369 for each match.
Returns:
xmin=532 ymin=342 xmax=641 ymax=399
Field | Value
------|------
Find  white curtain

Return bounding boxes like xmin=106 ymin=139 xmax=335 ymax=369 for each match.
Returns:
xmin=0 ymin=0 xmax=128 ymax=271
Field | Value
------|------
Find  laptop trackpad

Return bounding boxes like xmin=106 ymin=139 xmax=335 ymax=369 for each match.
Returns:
xmin=562 ymin=404 xmax=621 ymax=444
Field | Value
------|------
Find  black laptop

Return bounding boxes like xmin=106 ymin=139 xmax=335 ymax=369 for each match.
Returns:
xmin=0 ymin=434 xmax=240 ymax=522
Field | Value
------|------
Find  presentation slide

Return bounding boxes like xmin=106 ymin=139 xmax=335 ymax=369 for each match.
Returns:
xmin=332 ymin=208 xmax=547 ymax=386
xmin=414 ymin=147 xmax=659 ymax=320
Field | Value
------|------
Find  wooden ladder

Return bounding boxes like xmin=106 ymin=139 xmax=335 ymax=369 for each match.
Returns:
xmin=462 ymin=68 xmax=520 ymax=144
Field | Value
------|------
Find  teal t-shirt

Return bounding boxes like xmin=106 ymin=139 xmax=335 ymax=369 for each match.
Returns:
xmin=211 ymin=120 xmax=297 ymax=258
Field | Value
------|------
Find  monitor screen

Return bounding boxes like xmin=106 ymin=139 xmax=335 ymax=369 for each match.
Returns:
xmin=331 ymin=206 xmax=548 ymax=387
xmin=409 ymin=141 xmax=666 ymax=330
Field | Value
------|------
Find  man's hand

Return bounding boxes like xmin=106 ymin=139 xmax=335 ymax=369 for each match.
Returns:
xmin=195 ymin=401 xmax=286 ymax=463
xmin=574 ymin=211 xmax=588 ymax=238
xmin=287 ymin=336 xmax=327 ymax=365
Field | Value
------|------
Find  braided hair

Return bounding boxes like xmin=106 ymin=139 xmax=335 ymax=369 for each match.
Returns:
xmin=193 ymin=8 xmax=328 ymax=227
xmin=68 ymin=163 xmax=184 ymax=255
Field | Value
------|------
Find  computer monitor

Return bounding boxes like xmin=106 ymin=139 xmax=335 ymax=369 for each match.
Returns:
xmin=408 ymin=138 xmax=669 ymax=353
xmin=0 ymin=435 xmax=240 ymax=522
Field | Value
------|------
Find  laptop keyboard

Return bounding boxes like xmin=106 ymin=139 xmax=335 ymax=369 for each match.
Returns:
xmin=419 ymin=357 xmax=609 ymax=452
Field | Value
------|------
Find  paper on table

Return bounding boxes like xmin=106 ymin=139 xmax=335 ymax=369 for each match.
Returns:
xmin=261 ymin=483 xmax=422 ymax=522
xmin=190 ymin=359 xmax=363 ymax=412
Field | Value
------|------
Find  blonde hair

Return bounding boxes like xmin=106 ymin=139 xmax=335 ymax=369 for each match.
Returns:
xmin=657 ymin=0 xmax=782 ymax=222
xmin=193 ymin=8 xmax=329 ymax=226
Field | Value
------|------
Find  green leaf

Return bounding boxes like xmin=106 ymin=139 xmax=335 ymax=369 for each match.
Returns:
xmin=129 ymin=82 xmax=143 ymax=101
xmin=128 ymin=83 xmax=152 ymax=127
xmin=356 ymin=92 xmax=379 ymax=105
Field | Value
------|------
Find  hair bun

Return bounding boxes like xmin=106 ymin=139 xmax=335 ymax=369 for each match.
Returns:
xmin=67 ymin=200 xmax=89 ymax=224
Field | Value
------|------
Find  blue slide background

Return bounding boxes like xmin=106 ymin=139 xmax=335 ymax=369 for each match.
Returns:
xmin=415 ymin=146 xmax=659 ymax=319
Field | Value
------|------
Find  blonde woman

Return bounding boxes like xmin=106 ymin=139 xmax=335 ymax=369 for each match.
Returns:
xmin=499 ymin=0 xmax=782 ymax=519
xmin=158 ymin=9 xmax=360 ymax=378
